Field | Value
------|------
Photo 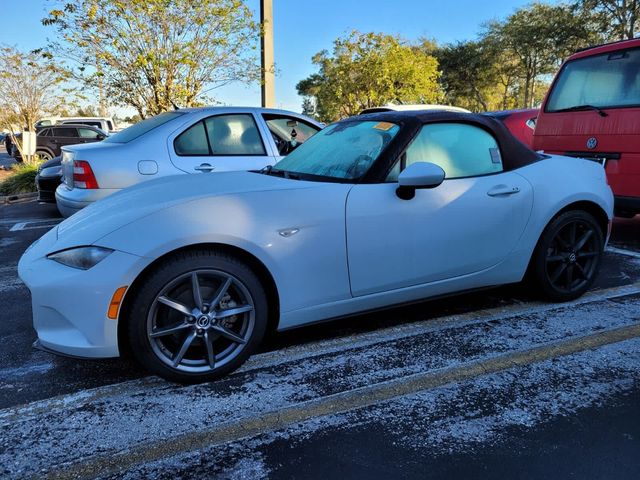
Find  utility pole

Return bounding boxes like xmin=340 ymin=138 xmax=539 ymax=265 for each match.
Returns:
xmin=260 ymin=0 xmax=275 ymax=108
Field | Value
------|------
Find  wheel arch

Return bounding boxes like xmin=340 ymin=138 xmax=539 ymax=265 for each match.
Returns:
xmin=524 ymin=199 xmax=609 ymax=279
xmin=553 ymin=200 xmax=609 ymax=238
xmin=117 ymin=242 xmax=280 ymax=356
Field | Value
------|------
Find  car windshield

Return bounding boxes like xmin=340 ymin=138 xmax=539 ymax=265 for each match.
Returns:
xmin=546 ymin=47 xmax=640 ymax=112
xmin=103 ymin=111 xmax=185 ymax=143
xmin=273 ymin=120 xmax=400 ymax=181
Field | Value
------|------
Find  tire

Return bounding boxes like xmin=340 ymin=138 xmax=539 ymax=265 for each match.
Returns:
xmin=529 ymin=210 xmax=604 ymax=302
xmin=36 ymin=150 xmax=53 ymax=161
xmin=126 ymin=250 xmax=268 ymax=383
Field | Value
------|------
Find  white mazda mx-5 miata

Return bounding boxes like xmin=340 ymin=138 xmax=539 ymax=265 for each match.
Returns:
xmin=19 ymin=111 xmax=613 ymax=382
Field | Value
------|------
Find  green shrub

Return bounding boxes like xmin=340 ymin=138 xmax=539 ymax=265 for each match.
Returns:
xmin=0 ymin=163 xmax=40 ymax=196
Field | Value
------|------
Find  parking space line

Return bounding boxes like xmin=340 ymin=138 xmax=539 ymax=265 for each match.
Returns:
xmin=9 ymin=220 xmax=61 ymax=232
xmin=3 ymin=281 xmax=639 ymax=423
xmin=45 ymin=322 xmax=640 ymax=480
xmin=607 ymin=246 xmax=640 ymax=259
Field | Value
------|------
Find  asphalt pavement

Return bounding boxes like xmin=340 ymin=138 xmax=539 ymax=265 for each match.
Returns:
xmin=1 ymin=199 xmax=639 ymax=479
xmin=0 ymin=149 xmax=15 ymax=169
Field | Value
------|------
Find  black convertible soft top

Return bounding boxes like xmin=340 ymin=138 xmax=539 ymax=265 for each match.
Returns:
xmin=343 ymin=110 xmax=544 ymax=183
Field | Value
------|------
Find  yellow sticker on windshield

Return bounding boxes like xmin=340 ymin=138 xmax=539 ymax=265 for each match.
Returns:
xmin=373 ymin=122 xmax=395 ymax=131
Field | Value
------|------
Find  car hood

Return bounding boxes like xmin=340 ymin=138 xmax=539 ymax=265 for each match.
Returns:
xmin=54 ymin=171 xmax=327 ymax=249
xmin=40 ymin=156 xmax=61 ymax=170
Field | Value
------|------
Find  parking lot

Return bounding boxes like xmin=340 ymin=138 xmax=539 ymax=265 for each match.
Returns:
xmin=0 ymin=195 xmax=638 ymax=478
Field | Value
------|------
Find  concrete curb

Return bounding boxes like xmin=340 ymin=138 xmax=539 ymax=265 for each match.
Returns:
xmin=0 ymin=192 xmax=37 ymax=205
xmin=46 ymin=322 xmax=640 ymax=480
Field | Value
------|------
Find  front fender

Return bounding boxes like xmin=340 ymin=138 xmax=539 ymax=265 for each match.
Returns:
xmin=97 ymin=187 xmax=353 ymax=316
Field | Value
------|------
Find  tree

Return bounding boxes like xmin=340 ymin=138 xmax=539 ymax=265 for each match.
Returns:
xmin=43 ymin=0 xmax=260 ymax=118
xmin=297 ymin=31 xmax=442 ymax=122
xmin=486 ymin=3 xmax=600 ymax=108
xmin=74 ymin=105 xmax=98 ymax=117
xmin=575 ymin=0 xmax=639 ymax=40
xmin=0 ymin=46 xmax=72 ymax=161
xmin=434 ymin=39 xmax=520 ymax=112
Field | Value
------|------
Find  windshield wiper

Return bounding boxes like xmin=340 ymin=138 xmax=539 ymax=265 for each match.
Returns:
xmin=259 ymin=165 xmax=299 ymax=179
xmin=554 ymin=104 xmax=608 ymax=117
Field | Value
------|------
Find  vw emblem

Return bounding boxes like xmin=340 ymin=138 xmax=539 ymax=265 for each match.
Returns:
xmin=586 ymin=137 xmax=598 ymax=149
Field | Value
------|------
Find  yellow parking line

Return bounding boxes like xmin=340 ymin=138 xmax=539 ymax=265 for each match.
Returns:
xmin=47 ymin=321 xmax=640 ymax=480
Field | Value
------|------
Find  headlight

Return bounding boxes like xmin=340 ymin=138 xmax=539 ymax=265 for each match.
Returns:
xmin=47 ymin=246 xmax=114 ymax=270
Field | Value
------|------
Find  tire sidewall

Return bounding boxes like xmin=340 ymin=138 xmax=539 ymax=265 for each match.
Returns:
xmin=127 ymin=251 xmax=268 ymax=383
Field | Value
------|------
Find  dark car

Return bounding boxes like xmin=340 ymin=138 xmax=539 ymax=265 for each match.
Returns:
xmin=35 ymin=156 xmax=63 ymax=203
xmin=13 ymin=124 xmax=108 ymax=161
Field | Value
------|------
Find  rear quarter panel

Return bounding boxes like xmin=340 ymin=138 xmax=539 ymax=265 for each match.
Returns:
xmin=512 ymin=155 xmax=613 ymax=267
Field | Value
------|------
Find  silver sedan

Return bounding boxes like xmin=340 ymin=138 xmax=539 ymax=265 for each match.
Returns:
xmin=55 ymin=107 xmax=322 ymax=217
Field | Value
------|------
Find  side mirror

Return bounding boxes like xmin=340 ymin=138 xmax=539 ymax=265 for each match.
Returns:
xmin=97 ymin=134 xmax=106 ymax=140
xmin=396 ymin=162 xmax=445 ymax=200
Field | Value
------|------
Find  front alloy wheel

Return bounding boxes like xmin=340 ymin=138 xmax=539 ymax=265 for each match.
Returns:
xmin=148 ymin=270 xmax=255 ymax=373
xmin=128 ymin=251 xmax=268 ymax=383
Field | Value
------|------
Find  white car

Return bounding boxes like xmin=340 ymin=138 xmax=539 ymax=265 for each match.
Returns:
xmin=54 ymin=107 xmax=322 ymax=217
xmin=19 ymin=111 xmax=613 ymax=383
xmin=35 ymin=116 xmax=118 ymax=132
xmin=360 ymin=104 xmax=471 ymax=114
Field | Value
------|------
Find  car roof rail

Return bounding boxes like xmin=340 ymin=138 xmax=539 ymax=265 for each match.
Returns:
xmin=574 ymin=36 xmax=640 ymax=54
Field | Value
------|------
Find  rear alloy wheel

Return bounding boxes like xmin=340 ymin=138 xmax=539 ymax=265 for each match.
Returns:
xmin=36 ymin=150 xmax=53 ymax=161
xmin=531 ymin=210 xmax=603 ymax=302
xmin=128 ymin=251 xmax=268 ymax=383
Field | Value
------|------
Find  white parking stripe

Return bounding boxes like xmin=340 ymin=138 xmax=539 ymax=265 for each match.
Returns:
xmin=607 ymin=246 xmax=640 ymax=259
xmin=2 ymin=281 xmax=639 ymax=420
xmin=9 ymin=220 xmax=61 ymax=231
xmin=4 ymin=297 xmax=640 ymax=478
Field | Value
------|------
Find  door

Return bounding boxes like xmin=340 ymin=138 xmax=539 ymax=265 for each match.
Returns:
xmin=168 ymin=113 xmax=273 ymax=174
xmin=48 ymin=127 xmax=81 ymax=156
xmin=346 ymin=122 xmax=534 ymax=297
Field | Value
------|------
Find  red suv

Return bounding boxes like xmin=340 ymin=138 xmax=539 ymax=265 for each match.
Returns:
xmin=533 ymin=38 xmax=640 ymax=218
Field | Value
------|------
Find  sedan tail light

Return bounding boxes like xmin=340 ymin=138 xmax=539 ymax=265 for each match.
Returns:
xmin=73 ymin=160 xmax=99 ymax=189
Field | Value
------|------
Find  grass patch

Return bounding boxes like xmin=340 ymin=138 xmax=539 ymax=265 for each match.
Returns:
xmin=0 ymin=163 xmax=40 ymax=196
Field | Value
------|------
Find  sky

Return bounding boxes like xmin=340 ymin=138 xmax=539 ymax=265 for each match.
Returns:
xmin=0 ymin=0 xmax=559 ymax=115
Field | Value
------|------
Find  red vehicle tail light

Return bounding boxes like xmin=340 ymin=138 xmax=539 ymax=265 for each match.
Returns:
xmin=73 ymin=160 xmax=99 ymax=189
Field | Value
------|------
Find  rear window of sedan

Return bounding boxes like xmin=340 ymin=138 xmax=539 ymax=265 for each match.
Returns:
xmin=104 ymin=111 xmax=185 ymax=144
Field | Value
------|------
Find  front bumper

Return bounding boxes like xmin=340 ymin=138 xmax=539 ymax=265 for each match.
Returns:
xmin=36 ymin=174 xmax=61 ymax=203
xmin=55 ymin=184 xmax=120 ymax=217
xmin=18 ymin=227 xmax=145 ymax=358
xmin=614 ymin=195 xmax=640 ymax=216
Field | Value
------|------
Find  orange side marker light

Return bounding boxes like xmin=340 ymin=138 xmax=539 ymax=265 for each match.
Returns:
xmin=108 ymin=286 xmax=128 ymax=320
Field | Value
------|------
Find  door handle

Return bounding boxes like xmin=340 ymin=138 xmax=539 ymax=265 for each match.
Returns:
xmin=487 ymin=185 xmax=520 ymax=197
xmin=194 ymin=163 xmax=215 ymax=172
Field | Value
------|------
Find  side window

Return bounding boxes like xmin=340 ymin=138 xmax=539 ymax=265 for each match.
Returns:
xmin=204 ymin=114 xmax=265 ymax=155
xmin=78 ymin=128 xmax=100 ymax=139
xmin=174 ymin=121 xmax=210 ymax=155
xmin=387 ymin=123 xmax=503 ymax=181
xmin=174 ymin=114 xmax=266 ymax=156
xmin=38 ymin=129 xmax=51 ymax=137
xmin=262 ymin=114 xmax=320 ymax=155
xmin=54 ymin=127 xmax=78 ymax=137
